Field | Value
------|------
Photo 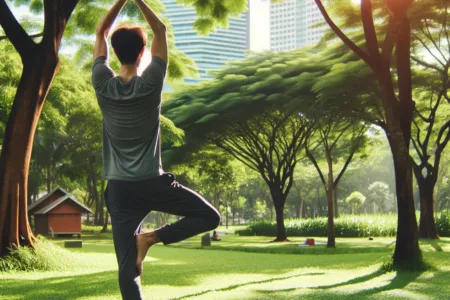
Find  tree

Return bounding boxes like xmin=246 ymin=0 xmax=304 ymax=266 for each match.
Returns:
xmin=305 ymin=111 xmax=367 ymax=247
xmin=409 ymin=1 xmax=450 ymax=239
xmin=367 ymin=181 xmax=394 ymax=213
xmin=164 ymin=48 xmax=332 ymax=241
xmin=435 ymin=151 xmax=450 ymax=212
xmin=166 ymin=108 xmax=312 ymax=241
xmin=0 ymin=0 xmax=80 ymax=253
xmin=230 ymin=196 xmax=246 ymax=225
xmin=346 ymin=191 xmax=366 ymax=215
xmin=211 ymin=110 xmax=311 ymax=241
xmin=315 ymin=0 xmax=421 ymax=268
xmin=291 ymin=167 xmax=318 ymax=219
xmin=194 ymin=150 xmax=237 ymax=211
xmin=0 ymin=0 xmax=247 ymax=255
xmin=32 ymin=130 xmax=65 ymax=193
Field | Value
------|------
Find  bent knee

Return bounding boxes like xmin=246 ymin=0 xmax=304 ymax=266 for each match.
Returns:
xmin=206 ymin=209 xmax=221 ymax=230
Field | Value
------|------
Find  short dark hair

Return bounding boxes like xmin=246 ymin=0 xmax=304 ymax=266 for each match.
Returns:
xmin=111 ymin=25 xmax=148 ymax=64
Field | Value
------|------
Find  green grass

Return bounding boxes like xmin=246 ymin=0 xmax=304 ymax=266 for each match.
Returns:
xmin=0 ymin=233 xmax=449 ymax=299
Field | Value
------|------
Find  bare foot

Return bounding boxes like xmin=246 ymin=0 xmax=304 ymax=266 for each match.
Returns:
xmin=136 ymin=231 xmax=159 ymax=276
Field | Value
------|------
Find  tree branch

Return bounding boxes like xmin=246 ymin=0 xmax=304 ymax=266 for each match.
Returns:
xmin=413 ymin=32 xmax=446 ymax=67
xmin=0 ymin=0 xmax=36 ymax=56
xmin=306 ymin=146 xmax=326 ymax=187
xmin=436 ymin=120 xmax=450 ymax=150
xmin=381 ymin=16 xmax=397 ymax=64
xmin=314 ymin=0 xmax=374 ymax=69
xmin=361 ymin=0 xmax=380 ymax=59
xmin=0 ymin=32 xmax=43 ymax=42
xmin=411 ymin=56 xmax=443 ymax=73
xmin=42 ymin=0 xmax=79 ymax=56
xmin=444 ymin=1 xmax=450 ymax=55
xmin=333 ymin=126 xmax=366 ymax=188
xmin=422 ymin=19 xmax=448 ymax=64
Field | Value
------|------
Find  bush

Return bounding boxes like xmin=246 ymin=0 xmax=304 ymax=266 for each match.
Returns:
xmin=0 ymin=238 xmax=81 ymax=272
xmin=437 ymin=213 xmax=450 ymax=236
xmin=236 ymin=213 xmax=450 ymax=237
xmin=82 ymin=224 xmax=110 ymax=233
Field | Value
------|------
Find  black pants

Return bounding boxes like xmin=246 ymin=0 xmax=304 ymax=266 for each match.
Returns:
xmin=105 ymin=172 xmax=221 ymax=300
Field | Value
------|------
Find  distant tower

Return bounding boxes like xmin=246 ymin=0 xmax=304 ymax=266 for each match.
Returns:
xmin=269 ymin=0 xmax=326 ymax=52
xmin=161 ymin=0 xmax=249 ymax=84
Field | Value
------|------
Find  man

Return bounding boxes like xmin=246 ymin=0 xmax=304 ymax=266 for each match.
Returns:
xmin=92 ymin=1 xmax=221 ymax=299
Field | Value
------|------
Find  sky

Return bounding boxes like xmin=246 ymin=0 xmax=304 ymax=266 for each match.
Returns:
xmin=249 ymin=0 xmax=271 ymax=52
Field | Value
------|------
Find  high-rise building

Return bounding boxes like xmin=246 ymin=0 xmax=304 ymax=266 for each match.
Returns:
xmin=162 ymin=0 xmax=249 ymax=84
xmin=269 ymin=0 xmax=325 ymax=52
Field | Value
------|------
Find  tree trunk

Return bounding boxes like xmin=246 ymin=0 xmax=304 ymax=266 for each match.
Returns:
xmin=46 ymin=165 xmax=51 ymax=193
xmin=270 ymin=187 xmax=288 ymax=241
xmin=376 ymin=65 xmax=421 ymax=267
xmin=225 ymin=197 xmax=229 ymax=229
xmin=88 ymin=156 xmax=100 ymax=225
xmin=389 ymin=133 xmax=421 ymax=266
xmin=0 ymin=50 xmax=59 ymax=255
xmin=317 ymin=185 xmax=322 ymax=217
xmin=326 ymin=151 xmax=335 ymax=248
xmin=99 ymin=179 xmax=105 ymax=226
xmin=334 ymin=186 xmax=339 ymax=218
xmin=418 ymin=180 xmax=439 ymax=239
xmin=101 ymin=211 xmax=109 ymax=233
xmin=213 ymin=189 xmax=221 ymax=211
xmin=299 ymin=197 xmax=304 ymax=219
xmin=0 ymin=0 xmax=80 ymax=256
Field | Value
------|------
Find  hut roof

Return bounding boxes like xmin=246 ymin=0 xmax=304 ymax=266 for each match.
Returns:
xmin=28 ymin=186 xmax=71 ymax=212
xmin=34 ymin=195 xmax=92 ymax=215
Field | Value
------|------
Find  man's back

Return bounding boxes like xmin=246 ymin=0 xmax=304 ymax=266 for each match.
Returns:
xmin=92 ymin=55 xmax=167 ymax=181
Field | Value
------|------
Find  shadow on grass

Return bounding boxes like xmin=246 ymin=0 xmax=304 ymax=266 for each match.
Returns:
xmin=167 ymin=244 xmax=392 ymax=256
xmin=429 ymin=241 xmax=444 ymax=252
xmin=0 ymin=263 xmax=216 ymax=299
xmin=0 ymin=271 xmax=121 ymax=299
xmin=173 ymin=272 xmax=325 ymax=300
xmin=253 ymin=269 xmax=431 ymax=300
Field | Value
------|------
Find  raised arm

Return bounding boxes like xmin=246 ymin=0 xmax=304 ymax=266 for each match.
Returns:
xmin=93 ymin=0 xmax=128 ymax=60
xmin=135 ymin=0 xmax=168 ymax=64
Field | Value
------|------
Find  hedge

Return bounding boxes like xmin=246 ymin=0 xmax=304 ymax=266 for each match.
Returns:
xmin=236 ymin=213 xmax=450 ymax=237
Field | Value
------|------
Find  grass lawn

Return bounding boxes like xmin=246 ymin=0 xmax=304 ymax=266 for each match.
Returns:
xmin=0 ymin=232 xmax=449 ymax=300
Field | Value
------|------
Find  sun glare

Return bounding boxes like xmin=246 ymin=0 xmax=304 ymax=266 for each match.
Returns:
xmin=138 ymin=50 xmax=152 ymax=75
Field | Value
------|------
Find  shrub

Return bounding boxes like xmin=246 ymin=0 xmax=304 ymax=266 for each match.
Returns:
xmin=236 ymin=213 xmax=450 ymax=237
xmin=0 ymin=238 xmax=81 ymax=272
xmin=437 ymin=213 xmax=450 ymax=236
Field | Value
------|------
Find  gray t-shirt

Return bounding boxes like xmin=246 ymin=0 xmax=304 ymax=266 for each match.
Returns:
xmin=92 ymin=56 xmax=167 ymax=181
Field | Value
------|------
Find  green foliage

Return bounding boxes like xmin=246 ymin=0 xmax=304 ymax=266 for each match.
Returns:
xmin=0 ymin=239 xmax=79 ymax=272
xmin=367 ymin=181 xmax=394 ymax=213
xmin=82 ymin=224 xmax=112 ymax=233
xmin=345 ymin=191 xmax=366 ymax=214
xmin=436 ymin=213 xmax=450 ymax=237
xmin=237 ymin=213 xmax=450 ymax=237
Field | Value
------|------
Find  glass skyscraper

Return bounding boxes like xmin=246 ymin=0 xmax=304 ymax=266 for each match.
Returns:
xmin=270 ymin=0 xmax=325 ymax=52
xmin=161 ymin=0 xmax=249 ymax=84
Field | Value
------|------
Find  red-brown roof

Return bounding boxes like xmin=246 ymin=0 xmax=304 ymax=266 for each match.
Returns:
xmin=28 ymin=187 xmax=69 ymax=213
xmin=28 ymin=187 xmax=92 ymax=215
xmin=33 ymin=195 xmax=92 ymax=215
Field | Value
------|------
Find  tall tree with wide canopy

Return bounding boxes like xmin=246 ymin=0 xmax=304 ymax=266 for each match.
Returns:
xmin=164 ymin=49 xmax=326 ymax=241
xmin=0 ymin=0 xmax=248 ymax=256
xmin=314 ymin=0 xmax=421 ymax=268
xmin=212 ymin=110 xmax=312 ymax=241
xmin=408 ymin=0 xmax=450 ymax=239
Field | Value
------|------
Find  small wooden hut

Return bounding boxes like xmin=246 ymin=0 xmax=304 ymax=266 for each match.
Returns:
xmin=28 ymin=187 xmax=92 ymax=238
